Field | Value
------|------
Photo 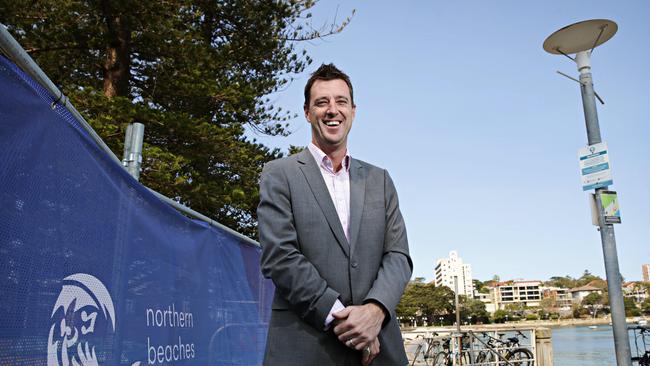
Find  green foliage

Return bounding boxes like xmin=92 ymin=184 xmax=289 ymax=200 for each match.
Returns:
xmin=572 ymin=303 xmax=588 ymax=318
xmin=473 ymin=279 xmax=489 ymax=294
xmin=544 ymin=275 xmax=577 ymax=289
xmin=288 ymin=145 xmax=306 ymax=155
xmin=576 ymin=270 xmax=603 ymax=287
xmin=601 ymin=292 xmax=610 ymax=306
xmin=539 ymin=297 xmax=557 ymax=312
xmin=543 ymin=271 xmax=606 ymax=289
xmin=582 ymin=292 xmax=604 ymax=306
xmin=581 ymin=292 xmax=605 ymax=318
xmin=525 ymin=313 xmax=539 ymax=321
xmin=504 ymin=302 xmax=526 ymax=316
xmin=536 ymin=308 xmax=545 ymax=318
xmin=492 ymin=309 xmax=508 ymax=323
xmin=641 ymin=297 xmax=650 ymax=315
xmin=624 ymin=297 xmax=641 ymax=317
xmin=492 ymin=307 xmax=523 ymax=323
xmin=396 ymin=282 xmax=455 ymax=323
xmin=0 ymin=0 xmax=351 ymax=237
xmin=459 ymin=296 xmax=489 ymax=324
xmin=639 ymin=282 xmax=650 ymax=294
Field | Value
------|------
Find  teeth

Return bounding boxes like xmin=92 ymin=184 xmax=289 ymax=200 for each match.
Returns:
xmin=325 ymin=121 xmax=340 ymax=126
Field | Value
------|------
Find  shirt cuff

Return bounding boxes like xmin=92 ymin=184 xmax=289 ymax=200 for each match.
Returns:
xmin=324 ymin=299 xmax=345 ymax=330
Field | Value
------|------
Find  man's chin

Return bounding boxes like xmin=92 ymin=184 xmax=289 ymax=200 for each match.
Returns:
xmin=313 ymin=137 xmax=345 ymax=149
xmin=323 ymin=140 xmax=346 ymax=151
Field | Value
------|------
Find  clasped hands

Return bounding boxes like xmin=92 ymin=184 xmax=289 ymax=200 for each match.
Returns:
xmin=332 ymin=303 xmax=385 ymax=366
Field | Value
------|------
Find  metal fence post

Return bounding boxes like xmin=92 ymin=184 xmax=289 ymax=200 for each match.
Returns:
xmin=122 ymin=122 xmax=145 ymax=180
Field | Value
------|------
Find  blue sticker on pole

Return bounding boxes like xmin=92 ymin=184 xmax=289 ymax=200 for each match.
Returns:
xmin=578 ymin=142 xmax=613 ymax=191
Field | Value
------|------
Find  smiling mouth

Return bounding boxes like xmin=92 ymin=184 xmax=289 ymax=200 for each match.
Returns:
xmin=324 ymin=120 xmax=341 ymax=127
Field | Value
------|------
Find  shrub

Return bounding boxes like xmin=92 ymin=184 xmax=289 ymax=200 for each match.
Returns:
xmin=525 ymin=314 xmax=539 ymax=321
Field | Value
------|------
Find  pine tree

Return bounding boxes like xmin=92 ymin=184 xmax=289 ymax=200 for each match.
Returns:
xmin=0 ymin=0 xmax=351 ymax=237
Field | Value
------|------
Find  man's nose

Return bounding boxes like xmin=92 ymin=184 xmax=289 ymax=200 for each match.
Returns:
xmin=326 ymin=102 xmax=339 ymax=115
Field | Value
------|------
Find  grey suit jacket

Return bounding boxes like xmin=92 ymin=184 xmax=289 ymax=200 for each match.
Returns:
xmin=258 ymin=149 xmax=412 ymax=365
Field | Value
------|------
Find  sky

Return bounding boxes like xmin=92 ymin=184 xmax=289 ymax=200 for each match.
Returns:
xmin=250 ymin=1 xmax=650 ymax=283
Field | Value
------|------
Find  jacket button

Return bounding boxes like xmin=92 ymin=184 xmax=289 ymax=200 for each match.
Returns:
xmin=351 ymin=261 xmax=358 ymax=268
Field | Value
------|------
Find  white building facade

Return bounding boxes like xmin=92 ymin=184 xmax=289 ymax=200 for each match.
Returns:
xmin=493 ymin=280 xmax=542 ymax=309
xmin=434 ymin=251 xmax=474 ymax=297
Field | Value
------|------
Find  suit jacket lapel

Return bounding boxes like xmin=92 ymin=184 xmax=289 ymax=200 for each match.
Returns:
xmin=297 ymin=150 xmax=350 ymax=257
xmin=348 ymin=158 xmax=366 ymax=255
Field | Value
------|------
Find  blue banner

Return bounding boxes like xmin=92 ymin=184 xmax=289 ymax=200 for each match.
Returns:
xmin=0 ymin=55 xmax=273 ymax=365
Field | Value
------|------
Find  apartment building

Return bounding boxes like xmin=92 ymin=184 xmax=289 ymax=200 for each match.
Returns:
xmin=540 ymin=286 xmax=573 ymax=309
xmin=474 ymin=291 xmax=498 ymax=313
xmin=568 ymin=284 xmax=602 ymax=303
xmin=491 ymin=280 xmax=542 ymax=310
xmin=623 ymin=282 xmax=649 ymax=303
xmin=434 ymin=251 xmax=474 ymax=297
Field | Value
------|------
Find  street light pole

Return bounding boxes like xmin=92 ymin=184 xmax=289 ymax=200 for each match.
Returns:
xmin=576 ymin=50 xmax=632 ymax=366
xmin=453 ymin=276 xmax=462 ymax=366
xmin=543 ymin=19 xmax=631 ymax=366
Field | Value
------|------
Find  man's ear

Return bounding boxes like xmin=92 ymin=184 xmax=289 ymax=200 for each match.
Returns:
xmin=304 ymin=105 xmax=310 ymax=121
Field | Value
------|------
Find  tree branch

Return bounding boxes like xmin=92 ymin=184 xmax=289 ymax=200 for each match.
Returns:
xmin=26 ymin=44 xmax=92 ymax=54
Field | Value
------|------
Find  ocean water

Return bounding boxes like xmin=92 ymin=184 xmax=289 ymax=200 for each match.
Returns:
xmin=553 ymin=325 xmax=646 ymax=365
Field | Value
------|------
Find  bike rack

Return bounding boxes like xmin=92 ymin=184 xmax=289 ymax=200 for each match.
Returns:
xmin=406 ymin=328 xmax=537 ymax=366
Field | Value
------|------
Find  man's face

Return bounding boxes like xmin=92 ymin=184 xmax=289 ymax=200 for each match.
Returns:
xmin=305 ymin=79 xmax=356 ymax=152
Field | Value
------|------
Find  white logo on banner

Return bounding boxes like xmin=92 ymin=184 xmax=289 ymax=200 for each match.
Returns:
xmin=47 ymin=273 xmax=141 ymax=366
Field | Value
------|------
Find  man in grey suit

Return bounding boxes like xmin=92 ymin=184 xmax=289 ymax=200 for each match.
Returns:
xmin=258 ymin=63 xmax=412 ymax=365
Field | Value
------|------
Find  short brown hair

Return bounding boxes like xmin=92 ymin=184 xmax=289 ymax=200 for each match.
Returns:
xmin=304 ymin=63 xmax=354 ymax=108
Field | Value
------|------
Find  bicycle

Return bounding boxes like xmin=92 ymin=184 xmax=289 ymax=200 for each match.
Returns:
xmin=409 ymin=332 xmax=440 ymax=366
xmin=409 ymin=332 xmax=470 ymax=366
xmin=429 ymin=336 xmax=451 ymax=366
xmin=430 ymin=334 xmax=473 ymax=366
xmin=471 ymin=330 xmax=534 ymax=366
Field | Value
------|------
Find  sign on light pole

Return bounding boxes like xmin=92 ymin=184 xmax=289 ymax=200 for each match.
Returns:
xmin=543 ymin=19 xmax=631 ymax=366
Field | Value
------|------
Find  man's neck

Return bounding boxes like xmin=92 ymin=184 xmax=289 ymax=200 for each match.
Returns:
xmin=312 ymin=141 xmax=347 ymax=172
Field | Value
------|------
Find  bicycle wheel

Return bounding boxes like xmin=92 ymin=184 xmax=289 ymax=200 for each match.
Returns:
xmin=431 ymin=351 xmax=451 ymax=366
xmin=477 ymin=349 xmax=499 ymax=365
xmin=458 ymin=351 xmax=472 ymax=365
xmin=422 ymin=346 xmax=437 ymax=366
xmin=410 ymin=344 xmax=423 ymax=366
xmin=474 ymin=351 xmax=487 ymax=364
xmin=505 ymin=348 xmax=534 ymax=366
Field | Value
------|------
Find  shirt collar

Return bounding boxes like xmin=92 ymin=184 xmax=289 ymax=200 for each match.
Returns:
xmin=308 ymin=142 xmax=351 ymax=173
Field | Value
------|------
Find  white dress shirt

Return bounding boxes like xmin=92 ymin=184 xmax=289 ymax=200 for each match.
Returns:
xmin=307 ymin=143 xmax=350 ymax=328
xmin=307 ymin=143 xmax=351 ymax=240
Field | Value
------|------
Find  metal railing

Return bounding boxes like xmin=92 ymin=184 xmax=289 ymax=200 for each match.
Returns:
xmin=630 ymin=325 xmax=650 ymax=365
xmin=406 ymin=328 xmax=537 ymax=366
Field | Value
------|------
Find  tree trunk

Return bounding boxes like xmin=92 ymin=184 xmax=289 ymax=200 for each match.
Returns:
xmin=102 ymin=2 xmax=131 ymax=98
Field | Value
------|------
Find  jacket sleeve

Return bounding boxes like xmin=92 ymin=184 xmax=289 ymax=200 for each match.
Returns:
xmin=257 ymin=161 xmax=339 ymax=330
xmin=364 ymin=169 xmax=413 ymax=324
